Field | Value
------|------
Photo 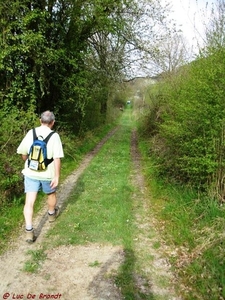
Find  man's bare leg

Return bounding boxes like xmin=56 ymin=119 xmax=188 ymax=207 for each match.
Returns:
xmin=24 ymin=192 xmax=37 ymax=242
xmin=47 ymin=192 xmax=57 ymax=212
xmin=24 ymin=191 xmax=37 ymax=230
xmin=47 ymin=192 xmax=59 ymax=222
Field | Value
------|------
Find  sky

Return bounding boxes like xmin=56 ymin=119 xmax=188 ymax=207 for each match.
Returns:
xmin=129 ymin=0 xmax=218 ymax=77
xmin=168 ymin=0 xmax=216 ymax=50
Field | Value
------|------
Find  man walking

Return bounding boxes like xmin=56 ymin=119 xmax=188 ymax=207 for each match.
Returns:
xmin=17 ymin=111 xmax=64 ymax=243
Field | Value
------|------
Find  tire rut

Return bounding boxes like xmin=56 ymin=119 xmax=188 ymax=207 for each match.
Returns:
xmin=130 ymin=129 xmax=182 ymax=299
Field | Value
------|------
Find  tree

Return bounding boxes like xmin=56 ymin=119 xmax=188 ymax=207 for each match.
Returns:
xmin=204 ymin=0 xmax=225 ymax=51
xmin=0 ymin=0 xmax=171 ymax=129
xmin=149 ymin=34 xmax=191 ymax=74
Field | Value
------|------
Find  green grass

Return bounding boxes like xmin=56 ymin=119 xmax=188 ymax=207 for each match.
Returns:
xmin=88 ymin=260 xmax=102 ymax=267
xmin=23 ymin=249 xmax=47 ymax=273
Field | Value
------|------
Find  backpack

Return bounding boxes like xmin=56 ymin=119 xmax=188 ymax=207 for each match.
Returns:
xmin=28 ymin=128 xmax=55 ymax=171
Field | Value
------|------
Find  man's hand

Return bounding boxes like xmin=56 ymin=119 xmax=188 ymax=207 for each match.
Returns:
xmin=50 ymin=177 xmax=59 ymax=189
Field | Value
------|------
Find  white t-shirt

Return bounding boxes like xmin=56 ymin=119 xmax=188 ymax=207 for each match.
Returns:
xmin=17 ymin=125 xmax=64 ymax=180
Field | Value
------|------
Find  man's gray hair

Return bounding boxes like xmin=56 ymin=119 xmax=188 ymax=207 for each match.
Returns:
xmin=40 ymin=110 xmax=55 ymax=124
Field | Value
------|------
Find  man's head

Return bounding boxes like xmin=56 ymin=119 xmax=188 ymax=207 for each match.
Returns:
xmin=40 ymin=111 xmax=55 ymax=127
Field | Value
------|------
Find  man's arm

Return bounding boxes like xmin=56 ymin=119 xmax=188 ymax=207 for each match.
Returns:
xmin=50 ymin=158 xmax=61 ymax=189
xmin=22 ymin=154 xmax=28 ymax=161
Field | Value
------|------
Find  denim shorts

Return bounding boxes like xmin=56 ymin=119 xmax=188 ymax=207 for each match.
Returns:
xmin=24 ymin=176 xmax=56 ymax=194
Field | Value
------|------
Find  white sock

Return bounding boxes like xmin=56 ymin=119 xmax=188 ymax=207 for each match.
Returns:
xmin=26 ymin=226 xmax=33 ymax=231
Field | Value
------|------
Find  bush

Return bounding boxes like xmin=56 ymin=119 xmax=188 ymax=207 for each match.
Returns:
xmin=0 ymin=106 xmax=38 ymax=204
xmin=140 ymin=49 xmax=225 ymax=199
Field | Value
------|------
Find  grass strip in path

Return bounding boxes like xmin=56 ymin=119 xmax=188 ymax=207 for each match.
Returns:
xmin=46 ymin=113 xmax=135 ymax=248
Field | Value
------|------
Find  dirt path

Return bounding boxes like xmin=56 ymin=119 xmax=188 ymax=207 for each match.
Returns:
xmin=0 ymin=127 xmax=181 ymax=300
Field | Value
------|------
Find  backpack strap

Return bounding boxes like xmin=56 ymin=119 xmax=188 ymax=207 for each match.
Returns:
xmin=32 ymin=128 xmax=54 ymax=142
xmin=44 ymin=131 xmax=55 ymax=166
xmin=32 ymin=128 xmax=38 ymax=141
xmin=44 ymin=131 xmax=55 ymax=143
